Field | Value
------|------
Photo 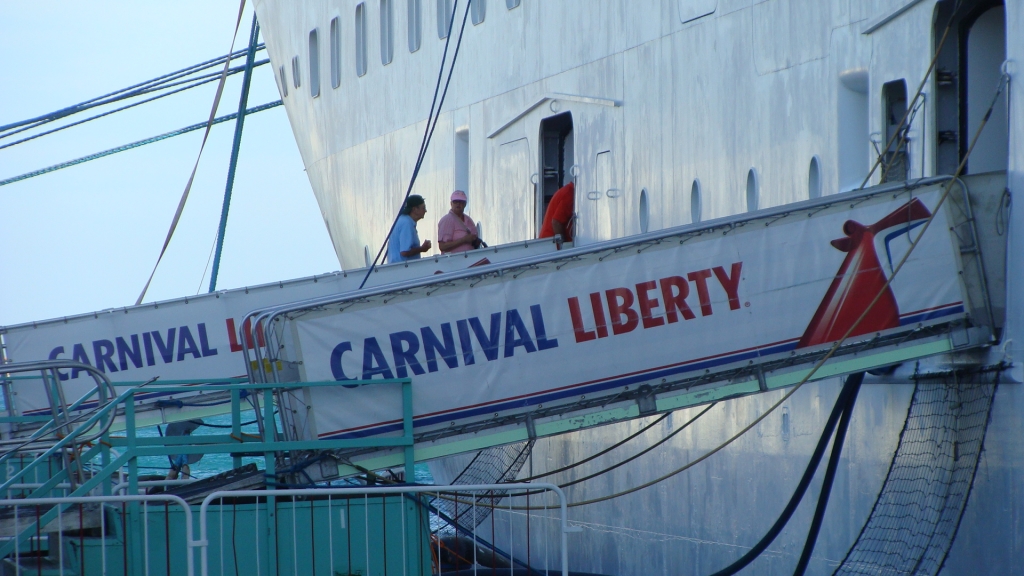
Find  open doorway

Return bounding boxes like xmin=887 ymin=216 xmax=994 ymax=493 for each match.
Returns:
xmin=933 ymin=0 xmax=1006 ymax=175
xmin=538 ymin=112 xmax=574 ymax=231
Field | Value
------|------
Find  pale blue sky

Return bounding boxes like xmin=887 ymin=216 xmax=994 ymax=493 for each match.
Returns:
xmin=0 ymin=2 xmax=339 ymax=326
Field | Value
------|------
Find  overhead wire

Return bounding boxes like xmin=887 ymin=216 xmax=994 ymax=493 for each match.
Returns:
xmin=0 ymin=44 xmax=265 ymax=138
xmin=357 ymin=0 xmax=472 ymax=289
xmin=0 ymin=59 xmax=269 ymax=151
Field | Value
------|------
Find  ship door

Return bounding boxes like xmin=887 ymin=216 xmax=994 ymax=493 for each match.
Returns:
xmin=537 ymin=112 xmax=574 ymax=235
xmin=933 ymin=0 xmax=1007 ymax=175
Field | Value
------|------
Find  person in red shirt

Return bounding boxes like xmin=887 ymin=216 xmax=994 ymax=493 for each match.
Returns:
xmin=539 ymin=181 xmax=574 ymax=241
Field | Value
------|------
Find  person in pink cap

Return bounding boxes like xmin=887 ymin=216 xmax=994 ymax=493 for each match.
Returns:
xmin=437 ymin=190 xmax=480 ymax=254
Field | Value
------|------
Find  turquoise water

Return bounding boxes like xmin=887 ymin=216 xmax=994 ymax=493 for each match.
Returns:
xmin=129 ymin=411 xmax=435 ymax=484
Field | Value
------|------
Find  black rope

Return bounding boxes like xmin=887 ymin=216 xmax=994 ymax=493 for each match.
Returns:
xmin=709 ymin=373 xmax=864 ymax=576
xmin=793 ymin=373 xmax=863 ymax=575
xmin=358 ymin=0 xmax=472 ymax=288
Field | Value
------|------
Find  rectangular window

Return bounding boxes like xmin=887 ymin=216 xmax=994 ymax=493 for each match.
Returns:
xmin=407 ymin=0 xmax=422 ymax=52
xmin=380 ymin=0 xmax=394 ymax=65
xmin=506 ymin=0 xmax=520 ymax=9
xmin=330 ymin=17 xmax=341 ymax=88
xmin=436 ymin=0 xmax=453 ymax=38
xmin=277 ymin=65 xmax=289 ymax=97
xmin=308 ymin=29 xmax=321 ymax=97
xmin=472 ymin=0 xmax=486 ymax=25
xmin=291 ymin=56 xmax=301 ymax=88
xmin=355 ymin=3 xmax=368 ymax=77
xmin=881 ymin=79 xmax=909 ymax=183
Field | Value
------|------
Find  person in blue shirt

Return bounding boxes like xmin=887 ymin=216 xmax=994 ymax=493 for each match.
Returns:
xmin=387 ymin=195 xmax=432 ymax=263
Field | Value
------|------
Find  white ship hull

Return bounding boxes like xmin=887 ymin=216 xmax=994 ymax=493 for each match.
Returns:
xmin=252 ymin=0 xmax=1024 ymax=572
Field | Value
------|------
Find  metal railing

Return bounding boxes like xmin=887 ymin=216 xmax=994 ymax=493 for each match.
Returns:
xmin=0 ymin=494 xmax=194 ymax=576
xmin=197 ymin=483 xmax=572 ymax=576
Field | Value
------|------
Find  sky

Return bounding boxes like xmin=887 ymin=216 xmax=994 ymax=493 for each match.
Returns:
xmin=0 ymin=2 xmax=339 ymax=327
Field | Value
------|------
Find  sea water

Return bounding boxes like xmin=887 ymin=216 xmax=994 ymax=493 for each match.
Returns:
xmin=128 ymin=411 xmax=434 ymax=483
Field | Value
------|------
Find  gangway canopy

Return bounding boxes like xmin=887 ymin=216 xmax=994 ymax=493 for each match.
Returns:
xmin=249 ymin=174 xmax=1003 ymax=471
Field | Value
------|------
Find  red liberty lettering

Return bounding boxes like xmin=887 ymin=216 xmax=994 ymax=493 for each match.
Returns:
xmin=226 ymin=318 xmax=265 ymax=352
xmin=567 ymin=297 xmax=597 ymax=343
xmin=686 ymin=269 xmax=714 ymax=316
xmin=713 ymin=262 xmax=743 ymax=311
xmin=590 ymin=292 xmax=610 ymax=338
xmin=635 ymin=281 xmax=665 ymax=329
xmin=606 ymin=288 xmax=640 ymax=335
xmin=659 ymin=276 xmax=696 ymax=322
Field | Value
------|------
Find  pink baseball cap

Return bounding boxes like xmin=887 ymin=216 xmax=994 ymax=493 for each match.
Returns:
xmin=451 ymin=190 xmax=468 ymax=202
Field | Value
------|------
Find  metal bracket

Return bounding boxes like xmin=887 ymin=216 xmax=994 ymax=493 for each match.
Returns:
xmin=636 ymin=385 xmax=657 ymax=416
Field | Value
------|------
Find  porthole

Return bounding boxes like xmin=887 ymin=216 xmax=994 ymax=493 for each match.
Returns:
xmin=355 ymin=3 xmax=368 ymax=76
xmin=746 ymin=168 xmax=759 ymax=212
xmin=639 ymin=189 xmax=650 ymax=233
xmin=506 ymin=0 xmax=521 ymax=8
xmin=364 ymin=245 xmax=372 ymax=267
xmin=291 ymin=56 xmax=301 ymax=88
xmin=690 ymin=179 xmax=702 ymax=224
xmin=308 ymin=29 xmax=320 ymax=97
xmin=380 ymin=0 xmax=394 ymax=65
xmin=436 ymin=0 xmax=453 ymax=38
xmin=472 ymin=0 xmax=486 ymax=24
xmin=407 ymin=0 xmax=422 ymax=52
xmin=330 ymin=17 xmax=341 ymax=88
xmin=277 ymin=65 xmax=289 ymax=97
xmin=808 ymin=156 xmax=822 ymax=199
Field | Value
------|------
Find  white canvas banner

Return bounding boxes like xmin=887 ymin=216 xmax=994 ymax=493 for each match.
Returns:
xmin=295 ymin=190 xmax=966 ymax=440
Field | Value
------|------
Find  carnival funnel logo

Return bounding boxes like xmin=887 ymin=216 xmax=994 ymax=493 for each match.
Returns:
xmin=797 ymin=198 xmax=932 ymax=348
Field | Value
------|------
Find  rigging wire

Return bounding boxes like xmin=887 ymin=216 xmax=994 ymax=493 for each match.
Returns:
xmin=0 ymin=44 xmax=265 ymax=137
xmin=0 ymin=100 xmax=282 ymax=189
xmin=134 ymin=0 xmax=250 ymax=306
xmin=0 ymin=59 xmax=268 ymax=151
xmin=857 ymin=0 xmax=962 ymax=190
xmin=357 ymin=0 xmax=472 ymax=290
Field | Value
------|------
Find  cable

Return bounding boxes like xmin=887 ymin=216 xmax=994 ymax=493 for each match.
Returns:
xmin=709 ymin=373 xmax=862 ymax=576
xmin=0 ymin=60 xmax=268 ymax=151
xmin=515 ymin=412 xmax=671 ymax=482
xmin=0 ymin=44 xmax=265 ymax=137
xmin=793 ymin=373 xmax=862 ymax=576
xmin=358 ymin=0 xmax=472 ymax=289
xmin=0 ymin=100 xmax=282 ymax=188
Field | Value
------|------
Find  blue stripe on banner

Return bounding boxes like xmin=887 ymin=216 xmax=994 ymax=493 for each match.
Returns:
xmin=323 ymin=302 xmax=966 ymax=440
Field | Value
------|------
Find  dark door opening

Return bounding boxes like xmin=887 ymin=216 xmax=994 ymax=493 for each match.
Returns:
xmin=538 ymin=112 xmax=574 ymax=229
xmin=933 ymin=0 xmax=1006 ymax=175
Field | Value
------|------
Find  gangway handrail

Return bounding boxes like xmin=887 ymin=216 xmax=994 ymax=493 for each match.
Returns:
xmin=0 ymin=360 xmax=117 ymax=454
xmin=240 ymin=175 xmax=970 ymax=384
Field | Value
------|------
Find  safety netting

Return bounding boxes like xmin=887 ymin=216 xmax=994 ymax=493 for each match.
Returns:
xmin=832 ymin=375 xmax=997 ymax=576
xmin=431 ymin=440 xmax=535 ymax=531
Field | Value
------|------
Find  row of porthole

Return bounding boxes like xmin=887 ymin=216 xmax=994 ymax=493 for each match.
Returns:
xmin=279 ymin=0 xmax=523 ymax=98
xmin=636 ymin=156 xmax=824 ymax=233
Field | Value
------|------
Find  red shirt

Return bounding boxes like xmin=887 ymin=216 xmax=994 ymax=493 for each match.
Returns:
xmin=539 ymin=182 xmax=574 ymax=241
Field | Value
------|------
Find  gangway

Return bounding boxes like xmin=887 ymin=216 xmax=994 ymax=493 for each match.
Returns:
xmin=239 ymin=173 xmax=1007 ymax=476
xmin=0 ymin=173 xmax=1008 ymax=477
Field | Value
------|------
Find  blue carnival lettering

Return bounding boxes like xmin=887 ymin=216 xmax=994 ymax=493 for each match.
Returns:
xmin=116 ymin=335 xmax=143 ymax=371
xmin=197 ymin=323 xmax=218 ymax=357
xmin=361 ymin=337 xmax=395 ymax=379
xmin=92 ymin=340 xmax=118 ymax=373
xmin=390 ymin=331 xmax=426 ymax=378
xmin=421 ymin=324 xmax=458 ymax=372
xmin=48 ymin=347 xmax=70 ymax=381
xmin=151 ymin=329 xmax=176 ymax=364
xmin=176 ymin=326 xmax=201 ymax=361
xmin=503 ymin=309 xmax=537 ymax=358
